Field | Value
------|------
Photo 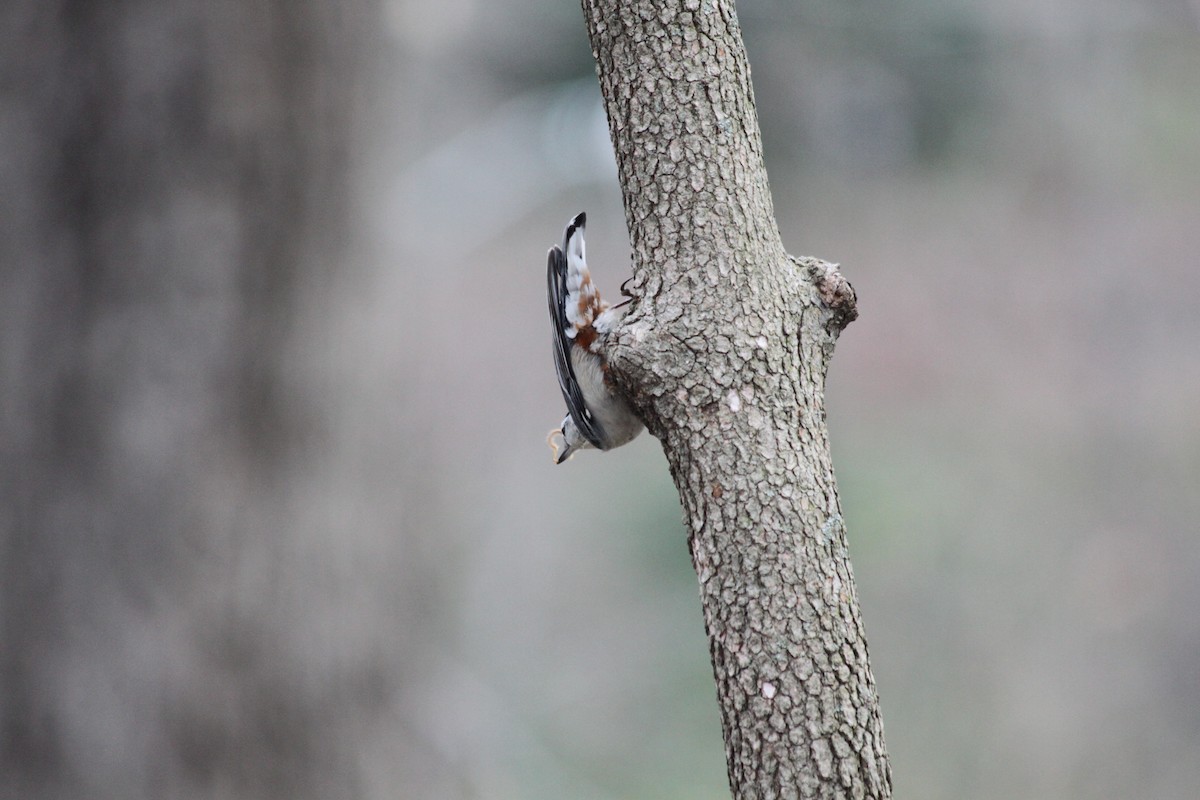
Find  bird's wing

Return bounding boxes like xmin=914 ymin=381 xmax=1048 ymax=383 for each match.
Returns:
xmin=548 ymin=236 xmax=604 ymax=449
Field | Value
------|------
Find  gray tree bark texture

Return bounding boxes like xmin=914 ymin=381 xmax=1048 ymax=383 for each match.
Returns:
xmin=580 ymin=2 xmax=892 ymax=798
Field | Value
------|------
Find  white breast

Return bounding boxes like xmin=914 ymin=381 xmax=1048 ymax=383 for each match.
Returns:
xmin=570 ymin=346 xmax=643 ymax=450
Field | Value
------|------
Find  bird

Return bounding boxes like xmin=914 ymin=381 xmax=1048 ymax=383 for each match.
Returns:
xmin=546 ymin=212 xmax=643 ymax=463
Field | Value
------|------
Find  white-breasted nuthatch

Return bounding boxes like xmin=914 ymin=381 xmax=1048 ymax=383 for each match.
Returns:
xmin=546 ymin=213 xmax=643 ymax=463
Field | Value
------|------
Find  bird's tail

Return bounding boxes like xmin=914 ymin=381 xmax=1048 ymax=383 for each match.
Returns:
xmin=561 ymin=212 xmax=604 ymax=332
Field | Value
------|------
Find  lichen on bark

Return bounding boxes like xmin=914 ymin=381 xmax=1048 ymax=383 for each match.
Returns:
xmin=579 ymin=1 xmax=891 ymax=797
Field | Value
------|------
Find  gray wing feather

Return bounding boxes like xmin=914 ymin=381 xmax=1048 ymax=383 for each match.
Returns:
xmin=547 ymin=240 xmax=604 ymax=449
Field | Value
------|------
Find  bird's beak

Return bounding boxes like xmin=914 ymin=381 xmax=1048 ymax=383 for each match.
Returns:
xmin=555 ymin=442 xmax=576 ymax=464
xmin=547 ymin=428 xmax=574 ymax=464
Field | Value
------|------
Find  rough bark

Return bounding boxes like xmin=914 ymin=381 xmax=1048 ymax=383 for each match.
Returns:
xmin=579 ymin=1 xmax=891 ymax=798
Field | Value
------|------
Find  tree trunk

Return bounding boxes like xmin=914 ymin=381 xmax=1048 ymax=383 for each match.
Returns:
xmin=1 ymin=2 xmax=365 ymax=797
xmin=579 ymin=1 xmax=892 ymax=797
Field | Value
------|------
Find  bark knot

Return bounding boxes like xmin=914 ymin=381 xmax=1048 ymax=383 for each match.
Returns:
xmin=803 ymin=258 xmax=858 ymax=334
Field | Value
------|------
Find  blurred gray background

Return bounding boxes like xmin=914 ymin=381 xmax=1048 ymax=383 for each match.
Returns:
xmin=3 ymin=1 xmax=1199 ymax=798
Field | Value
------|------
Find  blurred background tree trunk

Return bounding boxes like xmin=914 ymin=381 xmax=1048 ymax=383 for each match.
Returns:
xmin=1 ymin=2 xmax=368 ymax=797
